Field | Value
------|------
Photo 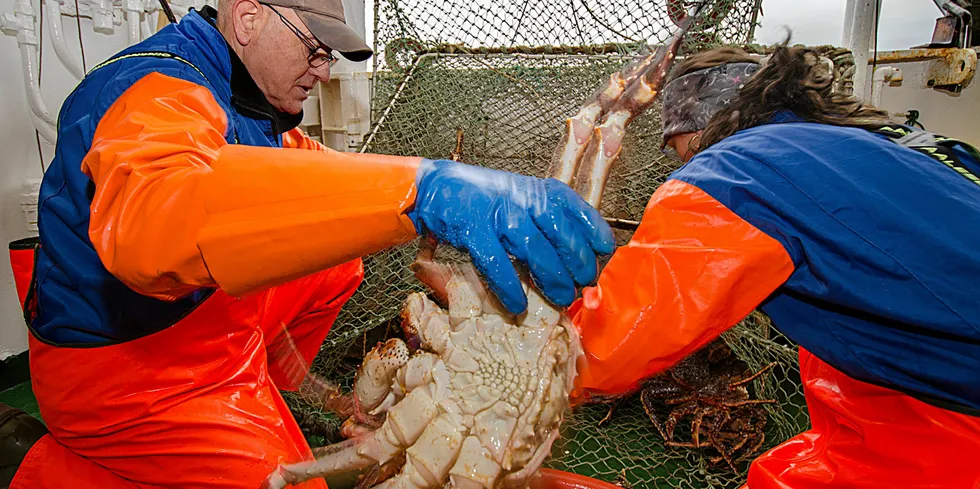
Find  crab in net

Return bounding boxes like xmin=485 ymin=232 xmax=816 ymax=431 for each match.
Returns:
xmin=264 ymin=2 xmax=730 ymax=487
xmin=597 ymin=339 xmax=777 ymax=473
xmin=264 ymin=236 xmax=583 ymax=489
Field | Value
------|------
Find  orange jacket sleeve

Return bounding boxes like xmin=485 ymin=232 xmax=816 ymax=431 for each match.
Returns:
xmin=83 ymin=73 xmax=422 ymax=300
xmin=570 ymin=179 xmax=795 ymax=398
xmin=281 ymin=127 xmax=327 ymax=151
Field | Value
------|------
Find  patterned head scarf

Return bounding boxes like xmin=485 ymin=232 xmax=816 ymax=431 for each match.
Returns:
xmin=660 ymin=62 xmax=761 ymax=147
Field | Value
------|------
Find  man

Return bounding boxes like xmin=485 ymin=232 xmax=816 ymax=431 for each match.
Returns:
xmin=2 ymin=0 xmax=614 ymax=487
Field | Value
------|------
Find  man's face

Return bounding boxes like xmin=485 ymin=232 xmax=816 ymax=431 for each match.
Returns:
xmin=248 ymin=5 xmax=333 ymax=114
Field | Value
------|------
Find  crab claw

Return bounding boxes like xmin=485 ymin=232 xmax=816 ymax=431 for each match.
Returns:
xmin=354 ymin=339 xmax=411 ymax=415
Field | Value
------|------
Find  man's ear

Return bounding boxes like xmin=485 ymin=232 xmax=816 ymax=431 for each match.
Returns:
xmin=230 ymin=0 xmax=263 ymax=47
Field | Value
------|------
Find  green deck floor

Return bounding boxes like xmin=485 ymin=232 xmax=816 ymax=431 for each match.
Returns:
xmin=0 ymin=381 xmax=42 ymax=423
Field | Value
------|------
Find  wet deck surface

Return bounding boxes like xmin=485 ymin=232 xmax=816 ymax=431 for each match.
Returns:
xmin=0 ymin=381 xmax=42 ymax=422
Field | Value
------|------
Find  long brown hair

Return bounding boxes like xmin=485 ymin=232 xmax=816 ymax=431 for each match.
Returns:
xmin=671 ymin=40 xmax=891 ymax=151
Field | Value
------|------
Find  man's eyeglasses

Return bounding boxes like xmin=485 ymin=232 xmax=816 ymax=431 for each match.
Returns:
xmin=263 ymin=4 xmax=338 ymax=68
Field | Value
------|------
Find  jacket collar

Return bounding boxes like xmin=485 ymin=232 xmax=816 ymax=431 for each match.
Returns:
xmin=769 ymin=110 xmax=805 ymax=124
xmin=196 ymin=6 xmax=303 ymax=135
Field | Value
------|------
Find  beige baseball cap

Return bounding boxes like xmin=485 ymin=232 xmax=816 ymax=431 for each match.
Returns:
xmin=263 ymin=0 xmax=373 ymax=62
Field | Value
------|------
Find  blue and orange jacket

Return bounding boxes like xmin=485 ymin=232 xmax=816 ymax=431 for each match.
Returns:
xmin=32 ymin=7 xmax=422 ymax=346
xmin=573 ymin=113 xmax=980 ymax=414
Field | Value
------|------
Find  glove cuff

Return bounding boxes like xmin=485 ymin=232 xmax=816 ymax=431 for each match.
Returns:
xmin=407 ymin=158 xmax=454 ymax=234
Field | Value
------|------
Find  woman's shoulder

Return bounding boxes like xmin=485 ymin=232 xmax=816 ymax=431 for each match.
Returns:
xmin=715 ymin=120 xmax=880 ymax=155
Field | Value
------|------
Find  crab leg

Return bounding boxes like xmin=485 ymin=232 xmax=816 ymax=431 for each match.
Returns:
xmin=357 ymin=453 xmax=408 ymax=489
xmin=264 ymin=367 xmax=448 ymax=489
xmin=296 ymin=373 xmax=356 ymax=419
xmin=500 ymin=428 xmax=562 ymax=488
xmin=450 ymin=435 xmax=505 ymax=488
xmin=547 ymin=45 xmax=666 ymax=184
xmin=380 ymin=412 xmax=467 ymax=488
xmin=571 ymin=19 xmax=693 ymax=207
xmin=410 ymin=236 xmax=455 ymax=307
xmin=728 ymin=362 xmax=777 ymax=388
xmin=355 ymin=339 xmax=411 ymax=415
xmin=340 ymin=338 xmax=414 ymax=438
xmin=267 ymin=307 xmax=457 ymax=489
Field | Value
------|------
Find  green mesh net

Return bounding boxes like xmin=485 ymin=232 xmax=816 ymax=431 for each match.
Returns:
xmin=282 ymin=1 xmax=841 ymax=487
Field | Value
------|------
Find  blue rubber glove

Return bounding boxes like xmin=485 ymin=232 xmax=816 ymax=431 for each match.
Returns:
xmin=407 ymin=159 xmax=616 ymax=314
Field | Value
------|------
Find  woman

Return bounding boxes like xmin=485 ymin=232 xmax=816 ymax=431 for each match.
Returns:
xmin=570 ymin=43 xmax=980 ymax=488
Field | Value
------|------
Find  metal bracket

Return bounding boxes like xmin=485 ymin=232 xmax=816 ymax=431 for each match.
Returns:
xmin=929 ymin=0 xmax=972 ymax=48
xmin=874 ymin=47 xmax=977 ymax=93
xmin=926 ymin=47 xmax=977 ymax=91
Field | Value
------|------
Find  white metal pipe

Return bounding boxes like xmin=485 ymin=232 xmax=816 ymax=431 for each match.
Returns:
xmin=20 ymin=43 xmax=58 ymax=142
xmin=171 ymin=4 xmax=189 ymax=18
xmin=844 ymin=0 xmax=880 ymax=102
xmin=3 ymin=0 xmax=58 ymax=142
xmin=45 ymin=0 xmax=85 ymax=79
xmin=842 ymin=0 xmax=856 ymax=48
xmin=20 ymin=43 xmax=57 ymax=127
xmin=126 ymin=8 xmax=141 ymax=43
xmin=870 ymin=66 xmax=902 ymax=107
xmin=89 ymin=0 xmax=114 ymax=34
xmin=29 ymin=104 xmax=58 ymax=144
xmin=141 ymin=14 xmax=153 ymax=39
